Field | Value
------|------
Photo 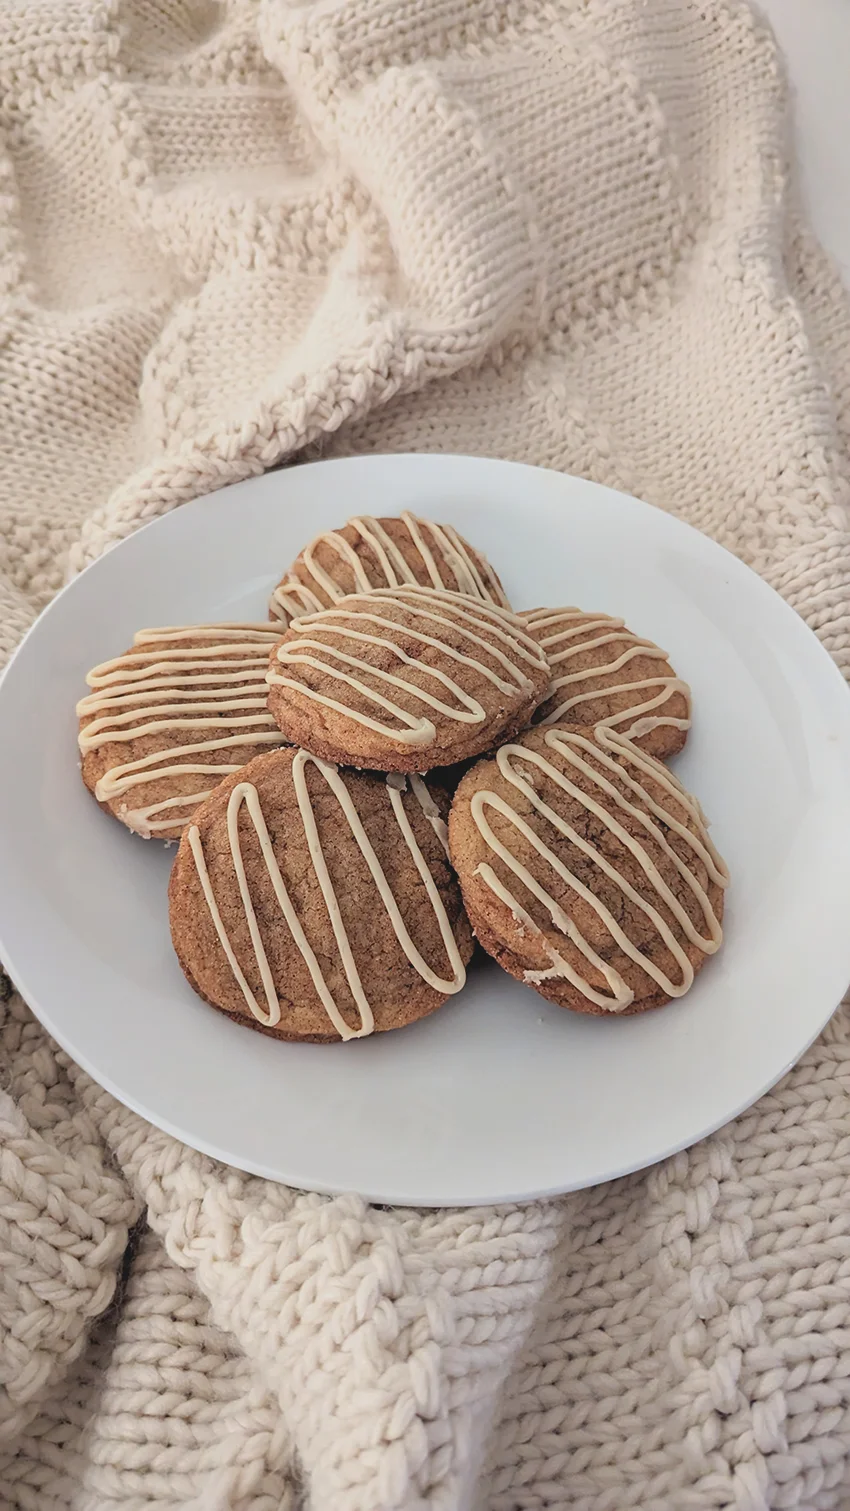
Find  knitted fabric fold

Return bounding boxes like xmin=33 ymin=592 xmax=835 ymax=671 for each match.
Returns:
xmin=2 ymin=3 xmax=850 ymax=1508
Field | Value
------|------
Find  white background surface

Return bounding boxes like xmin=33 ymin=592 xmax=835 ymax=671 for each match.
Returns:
xmin=758 ymin=0 xmax=850 ymax=283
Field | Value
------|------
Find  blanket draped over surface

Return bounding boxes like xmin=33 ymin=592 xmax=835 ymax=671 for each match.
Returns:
xmin=2 ymin=3 xmax=850 ymax=1508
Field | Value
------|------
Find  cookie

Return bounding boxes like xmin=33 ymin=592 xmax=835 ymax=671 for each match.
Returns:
xmin=270 ymin=512 xmax=510 ymax=624
xmin=449 ymin=724 xmax=728 ymax=1015
xmin=266 ymin=584 xmax=551 ymax=772
xmin=521 ymin=607 xmax=690 ymax=759
xmin=78 ymin=623 xmax=285 ymax=840
xmin=168 ymin=747 xmax=473 ymax=1041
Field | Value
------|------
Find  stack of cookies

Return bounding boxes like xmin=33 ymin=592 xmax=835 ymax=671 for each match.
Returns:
xmin=77 ymin=511 xmax=728 ymax=1043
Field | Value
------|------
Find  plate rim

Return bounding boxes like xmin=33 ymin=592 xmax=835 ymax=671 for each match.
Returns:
xmin=2 ymin=452 xmax=850 ymax=1205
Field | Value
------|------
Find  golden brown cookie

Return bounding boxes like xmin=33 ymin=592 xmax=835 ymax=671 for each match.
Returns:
xmin=269 ymin=512 xmax=511 ymax=624
xmin=78 ymin=624 xmax=285 ymax=839
xmin=521 ymin=607 xmax=691 ymax=760
xmin=265 ymin=584 xmax=551 ymax=772
xmin=169 ymin=747 xmax=474 ymax=1042
xmin=449 ymin=725 xmax=728 ymax=1016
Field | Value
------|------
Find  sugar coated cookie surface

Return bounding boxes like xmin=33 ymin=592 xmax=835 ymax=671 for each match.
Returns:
xmin=169 ymin=747 xmax=473 ymax=1041
xmin=269 ymin=512 xmax=510 ymax=624
xmin=266 ymin=584 xmax=551 ymax=772
xmin=449 ymin=725 xmax=727 ymax=1015
xmin=521 ymin=607 xmax=691 ymax=760
xmin=77 ymin=624 xmax=286 ymax=840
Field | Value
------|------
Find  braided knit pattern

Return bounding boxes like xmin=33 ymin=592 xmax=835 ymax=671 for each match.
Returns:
xmin=1 ymin=3 xmax=850 ymax=1508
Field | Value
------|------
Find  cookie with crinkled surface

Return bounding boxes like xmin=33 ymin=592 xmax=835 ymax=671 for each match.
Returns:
xmin=266 ymin=584 xmax=551 ymax=772
xmin=169 ymin=746 xmax=473 ymax=1042
xmin=270 ymin=511 xmax=511 ymax=625
xmin=77 ymin=623 xmax=286 ymax=839
xmin=520 ymin=606 xmax=691 ymax=760
xmin=448 ymin=724 xmax=727 ymax=1016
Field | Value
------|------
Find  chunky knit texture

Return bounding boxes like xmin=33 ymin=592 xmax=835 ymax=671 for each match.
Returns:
xmin=2 ymin=3 xmax=850 ymax=1508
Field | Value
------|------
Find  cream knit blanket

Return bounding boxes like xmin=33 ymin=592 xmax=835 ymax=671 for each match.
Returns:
xmin=2 ymin=3 xmax=850 ymax=1508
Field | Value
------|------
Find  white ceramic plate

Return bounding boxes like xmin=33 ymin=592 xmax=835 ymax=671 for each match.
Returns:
xmin=1 ymin=455 xmax=850 ymax=1205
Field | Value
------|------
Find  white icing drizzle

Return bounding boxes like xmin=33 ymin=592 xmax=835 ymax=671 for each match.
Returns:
xmin=77 ymin=624 xmax=283 ymax=836
xmin=270 ymin=511 xmax=511 ymax=623
xmin=267 ymin=584 xmax=549 ymax=749
xmin=186 ymin=752 xmax=467 ymax=1039
xmin=470 ymin=726 xmax=728 ymax=1012
xmin=522 ymin=607 xmax=691 ymax=739
xmin=389 ymin=772 xmax=450 ymax=855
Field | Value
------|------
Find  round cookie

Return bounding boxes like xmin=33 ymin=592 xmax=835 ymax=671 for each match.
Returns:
xmin=521 ymin=607 xmax=691 ymax=759
xmin=449 ymin=724 xmax=728 ymax=1015
xmin=270 ymin=512 xmax=511 ymax=624
xmin=265 ymin=584 xmax=551 ymax=772
xmin=78 ymin=623 xmax=285 ymax=840
xmin=169 ymin=746 xmax=473 ymax=1041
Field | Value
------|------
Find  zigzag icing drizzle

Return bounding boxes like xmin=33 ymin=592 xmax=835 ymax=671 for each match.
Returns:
xmin=470 ymin=726 xmax=728 ymax=1011
xmin=187 ymin=752 xmax=466 ymax=1039
xmin=267 ymin=584 xmax=549 ymax=748
xmin=270 ymin=511 xmax=511 ymax=622
xmin=522 ymin=607 xmax=691 ymax=738
xmin=77 ymin=624 xmax=283 ymax=835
